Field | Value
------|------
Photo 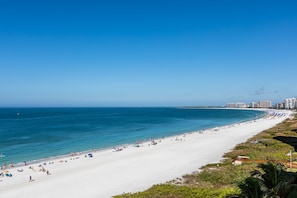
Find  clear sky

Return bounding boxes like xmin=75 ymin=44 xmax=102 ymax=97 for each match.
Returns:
xmin=0 ymin=0 xmax=296 ymax=107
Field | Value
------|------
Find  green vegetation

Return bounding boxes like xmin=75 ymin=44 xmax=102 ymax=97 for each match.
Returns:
xmin=115 ymin=112 xmax=297 ymax=198
xmin=115 ymin=185 xmax=238 ymax=198
xmin=235 ymin=162 xmax=297 ymax=197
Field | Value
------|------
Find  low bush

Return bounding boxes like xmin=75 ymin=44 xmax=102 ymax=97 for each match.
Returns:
xmin=114 ymin=184 xmax=239 ymax=198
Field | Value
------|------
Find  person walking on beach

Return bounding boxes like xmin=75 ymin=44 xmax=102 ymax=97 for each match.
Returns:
xmin=29 ymin=175 xmax=32 ymax=182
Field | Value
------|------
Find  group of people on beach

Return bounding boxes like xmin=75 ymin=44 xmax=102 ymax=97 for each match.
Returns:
xmin=29 ymin=166 xmax=49 ymax=182
xmin=1 ymin=162 xmax=14 ymax=170
xmin=27 ymin=164 xmax=50 ymax=182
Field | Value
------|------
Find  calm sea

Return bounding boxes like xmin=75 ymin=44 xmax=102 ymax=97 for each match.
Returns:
xmin=0 ymin=108 xmax=265 ymax=164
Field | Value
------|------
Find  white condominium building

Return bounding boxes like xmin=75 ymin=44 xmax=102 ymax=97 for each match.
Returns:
xmin=284 ymin=98 xmax=297 ymax=109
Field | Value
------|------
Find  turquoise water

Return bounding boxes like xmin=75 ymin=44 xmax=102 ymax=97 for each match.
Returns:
xmin=0 ymin=108 xmax=265 ymax=164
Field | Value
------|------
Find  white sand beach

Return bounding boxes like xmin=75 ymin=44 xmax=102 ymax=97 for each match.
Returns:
xmin=0 ymin=110 xmax=293 ymax=198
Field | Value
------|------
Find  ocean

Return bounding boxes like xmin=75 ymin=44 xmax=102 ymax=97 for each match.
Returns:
xmin=0 ymin=108 xmax=265 ymax=164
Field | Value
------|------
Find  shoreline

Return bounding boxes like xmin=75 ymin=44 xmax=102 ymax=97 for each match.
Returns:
xmin=2 ymin=108 xmax=267 ymax=167
xmin=0 ymin=110 xmax=293 ymax=198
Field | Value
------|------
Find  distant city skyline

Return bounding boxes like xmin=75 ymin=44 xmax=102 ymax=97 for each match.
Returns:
xmin=226 ymin=96 xmax=297 ymax=109
xmin=1 ymin=1 xmax=296 ymax=107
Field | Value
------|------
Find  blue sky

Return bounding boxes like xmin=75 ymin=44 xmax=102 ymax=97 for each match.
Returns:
xmin=0 ymin=0 xmax=296 ymax=107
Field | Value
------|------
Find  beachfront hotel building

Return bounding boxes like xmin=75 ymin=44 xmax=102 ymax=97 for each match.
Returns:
xmin=284 ymin=98 xmax=297 ymax=109
xmin=250 ymin=102 xmax=260 ymax=108
xmin=275 ymin=102 xmax=285 ymax=109
xmin=259 ymin=100 xmax=272 ymax=108
xmin=226 ymin=102 xmax=249 ymax=108
xmin=250 ymin=100 xmax=272 ymax=108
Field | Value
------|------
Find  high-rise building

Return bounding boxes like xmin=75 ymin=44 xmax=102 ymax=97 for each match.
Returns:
xmin=259 ymin=100 xmax=272 ymax=108
xmin=284 ymin=98 xmax=297 ymax=109
xmin=226 ymin=102 xmax=249 ymax=108
xmin=250 ymin=102 xmax=260 ymax=108
xmin=275 ymin=102 xmax=284 ymax=109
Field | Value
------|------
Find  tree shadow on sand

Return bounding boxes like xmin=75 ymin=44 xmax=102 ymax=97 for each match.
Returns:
xmin=274 ymin=134 xmax=297 ymax=152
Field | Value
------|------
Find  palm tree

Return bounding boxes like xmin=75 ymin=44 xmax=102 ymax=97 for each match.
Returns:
xmin=251 ymin=162 xmax=286 ymax=197
xmin=237 ymin=177 xmax=266 ymax=198
xmin=236 ymin=162 xmax=297 ymax=198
